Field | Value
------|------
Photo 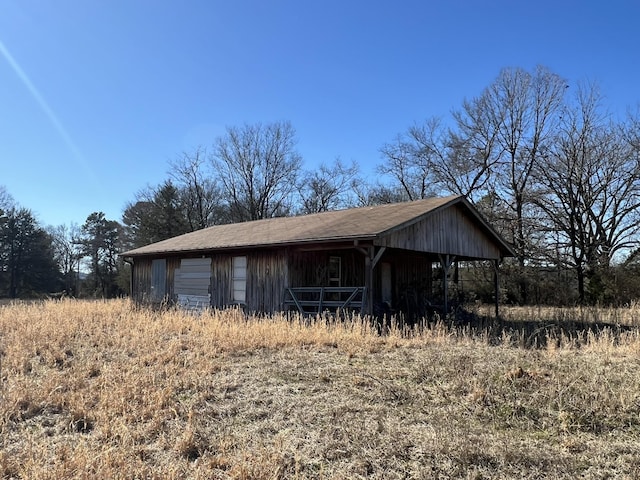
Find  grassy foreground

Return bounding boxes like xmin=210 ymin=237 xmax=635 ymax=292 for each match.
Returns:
xmin=2 ymin=300 xmax=640 ymax=479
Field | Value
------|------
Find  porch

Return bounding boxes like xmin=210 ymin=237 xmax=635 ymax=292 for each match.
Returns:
xmin=285 ymin=247 xmax=502 ymax=320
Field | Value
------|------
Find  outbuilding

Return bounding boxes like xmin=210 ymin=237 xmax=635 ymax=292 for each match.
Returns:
xmin=121 ymin=195 xmax=514 ymax=318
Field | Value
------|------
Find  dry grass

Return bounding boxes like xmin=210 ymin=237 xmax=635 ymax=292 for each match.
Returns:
xmin=2 ymin=299 xmax=640 ymax=479
xmin=480 ymin=302 xmax=640 ymax=327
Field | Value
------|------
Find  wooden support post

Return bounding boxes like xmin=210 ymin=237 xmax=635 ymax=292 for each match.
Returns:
xmin=439 ymin=254 xmax=450 ymax=316
xmin=128 ymin=259 xmax=134 ymax=302
xmin=358 ymin=245 xmax=385 ymax=316
xmin=493 ymin=259 xmax=500 ymax=320
xmin=426 ymin=259 xmax=432 ymax=300
xmin=371 ymin=246 xmax=386 ymax=269
xmin=445 ymin=255 xmax=450 ymax=316
xmin=364 ymin=247 xmax=374 ymax=315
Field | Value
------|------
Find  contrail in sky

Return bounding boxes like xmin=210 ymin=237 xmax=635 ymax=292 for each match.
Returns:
xmin=0 ymin=39 xmax=93 ymax=177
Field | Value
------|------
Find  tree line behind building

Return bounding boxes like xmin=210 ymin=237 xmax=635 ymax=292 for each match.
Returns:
xmin=2 ymin=65 xmax=640 ymax=305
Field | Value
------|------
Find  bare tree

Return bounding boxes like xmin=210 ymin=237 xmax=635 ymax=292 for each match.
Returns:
xmin=0 ymin=186 xmax=14 ymax=212
xmin=169 ymin=147 xmax=226 ymax=229
xmin=438 ymin=99 xmax=501 ymax=202
xmin=489 ymin=67 xmax=565 ymax=260
xmin=352 ymin=183 xmax=407 ymax=206
xmin=378 ymin=129 xmax=438 ymax=201
xmin=297 ymin=158 xmax=360 ymax=213
xmin=211 ymin=121 xmax=303 ymax=222
xmin=379 ymin=110 xmax=501 ymax=207
xmin=534 ymin=83 xmax=640 ymax=302
xmin=444 ymin=66 xmax=566 ymax=302
xmin=47 ymin=223 xmax=83 ymax=295
xmin=378 ymin=67 xmax=564 ymax=250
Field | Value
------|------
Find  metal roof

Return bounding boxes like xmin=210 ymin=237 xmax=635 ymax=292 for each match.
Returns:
xmin=121 ymin=195 xmax=514 ymax=257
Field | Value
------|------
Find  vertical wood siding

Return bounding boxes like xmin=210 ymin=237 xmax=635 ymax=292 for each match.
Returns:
xmin=131 ymin=257 xmax=152 ymax=302
xmin=207 ymin=250 xmax=289 ymax=312
xmin=166 ymin=257 xmax=180 ymax=299
xmin=245 ymin=250 xmax=288 ymax=312
xmin=131 ymin=256 xmax=180 ymax=303
xmin=211 ymin=254 xmax=232 ymax=308
xmin=378 ymin=206 xmax=501 ymax=259
xmin=132 ymin=247 xmax=452 ymax=314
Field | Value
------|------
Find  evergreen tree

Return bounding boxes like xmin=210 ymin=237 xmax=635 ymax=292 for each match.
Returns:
xmin=79 ymin=212 xmax=123 ymax=297
xmin=122 ymin=180 xmax=191 ymax=249
xmin=0 ymin=208 xmax=61 ymax=297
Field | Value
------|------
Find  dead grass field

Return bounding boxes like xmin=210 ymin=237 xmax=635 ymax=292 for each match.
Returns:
xmin=2 ymin=299 xmax=640 ymax=479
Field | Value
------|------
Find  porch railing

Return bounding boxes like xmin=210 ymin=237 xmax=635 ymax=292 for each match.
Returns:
xmin=284 ymin=287 xmax=367 ymax=314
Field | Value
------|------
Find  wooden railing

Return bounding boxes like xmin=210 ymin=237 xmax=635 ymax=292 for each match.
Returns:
xmin=284 ymin=287 xmax=367 ymax=314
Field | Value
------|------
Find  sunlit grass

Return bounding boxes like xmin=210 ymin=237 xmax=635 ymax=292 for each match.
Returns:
xmin=2 ymin=299 xmax=640 ymax=478
xmin=480 ymin=301 xmax=640 ymax=326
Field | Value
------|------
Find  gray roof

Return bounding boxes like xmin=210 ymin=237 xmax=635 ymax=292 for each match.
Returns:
xmin=122 ymin=195 xmax=513 ymax=257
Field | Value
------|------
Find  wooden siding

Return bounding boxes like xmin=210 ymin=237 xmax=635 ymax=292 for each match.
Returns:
xmin=206 ymin=250 xmax=289 ymax=312
xmin=377 ymin=205 xmax=501 ymax=259
xmin=131 ymin=257 xmax=151 ymax=302
xmin=210 ymin=254 xmax=232 ymax=308
xmin=131 ymin=247 xmax=453 ymax=317
xmin=286 ymin=248 xmax=435 ymax=314
xmin=131 ymin=256 xmax=180 ymax=303
xmin=166 ymin=258 xmax=180 ymax=299
xmin=246 ymin=250 xmax=288 ymax=312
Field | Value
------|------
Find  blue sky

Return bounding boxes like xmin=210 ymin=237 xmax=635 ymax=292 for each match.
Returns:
xmin=1 ymin=0 xmax=639 ymax=228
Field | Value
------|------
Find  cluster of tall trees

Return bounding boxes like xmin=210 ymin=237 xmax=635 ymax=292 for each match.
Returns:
xmin=0 ymin=186 xmax=127 ymax=298
xmin=377 ymin=66 xmax=640 ymax=304
xmin=121 ymin=121 xmax=362 ymax=249
xmin=0 ymin=189 xmax=60 ymax=298
xmin=2 ymin=65 xmax=640 ymax=304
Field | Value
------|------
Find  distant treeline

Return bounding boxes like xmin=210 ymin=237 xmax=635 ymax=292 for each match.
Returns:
xmin=2 ymin=66 xmax=640 ymax=305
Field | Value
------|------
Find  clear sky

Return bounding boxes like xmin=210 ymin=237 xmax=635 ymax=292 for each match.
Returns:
xmin=1 ymin=0 xmax=639 ymax=228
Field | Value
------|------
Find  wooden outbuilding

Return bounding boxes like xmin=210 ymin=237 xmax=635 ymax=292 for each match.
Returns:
xmin=121 ymin=195 xmax=514 ymax=318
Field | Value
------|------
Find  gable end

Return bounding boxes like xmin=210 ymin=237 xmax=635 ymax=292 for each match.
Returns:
xmin=376 ymin=204 xmax=503 ymax=259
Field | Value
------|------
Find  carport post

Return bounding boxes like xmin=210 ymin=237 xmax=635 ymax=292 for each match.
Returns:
xmin=493 ymin=259 xmax=500 ymax=319
xmin=439 ymin=254 xmax=454 ymax=317
xmin=363 ymin=246 xmax=374 ymax=316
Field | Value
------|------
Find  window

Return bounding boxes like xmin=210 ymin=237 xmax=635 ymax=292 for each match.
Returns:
xmin=232 ymin=256 xmax=247 ymax=303
xmin=328 ymin=256 xmax=341 ymax=287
